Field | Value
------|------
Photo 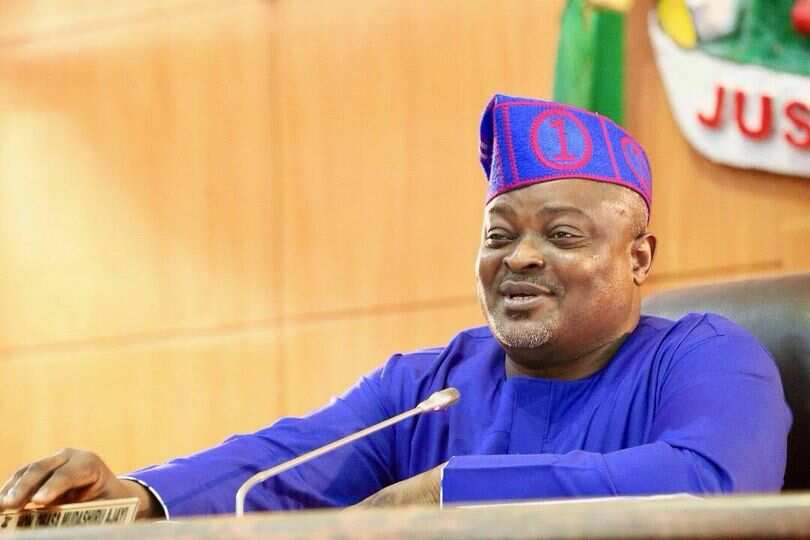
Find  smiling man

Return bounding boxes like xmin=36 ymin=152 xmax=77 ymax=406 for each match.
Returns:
xmin=0 ymin=95 xmax=791 ymax=518
xmin=477 ymin=179 xmax=651 ymax=381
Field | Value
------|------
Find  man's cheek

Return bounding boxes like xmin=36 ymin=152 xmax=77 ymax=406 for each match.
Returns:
xmin=476 ymin=254 xmax=501 ymax=282
xmin=557 ymin=256 xmax=600 ymax=283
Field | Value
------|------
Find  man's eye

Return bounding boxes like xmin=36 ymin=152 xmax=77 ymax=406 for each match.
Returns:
xmin=549 ymin=229 xmax=583 ymax=242
xmin=485 ymin=231 xmax=512 ymax=245
xmin=551 ymin=231 xmax=575 ymax=239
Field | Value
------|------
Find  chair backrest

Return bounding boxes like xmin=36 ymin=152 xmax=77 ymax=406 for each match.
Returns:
xmin=642 ymin=272 xmax=810 ymax=491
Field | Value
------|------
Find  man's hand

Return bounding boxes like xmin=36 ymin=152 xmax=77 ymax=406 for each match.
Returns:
xmin=354 ymin=462 xmax=447 ymax=508
xmin=0 ymin=449 xmax=162 ymax=520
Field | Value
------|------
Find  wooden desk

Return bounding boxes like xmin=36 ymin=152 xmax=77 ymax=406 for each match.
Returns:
xmin=10 ymin=492 xmax=810 ymax=539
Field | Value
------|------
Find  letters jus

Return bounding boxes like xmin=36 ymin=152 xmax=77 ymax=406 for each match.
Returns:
xmin=697 ymin=85 xmax=810 ymax=149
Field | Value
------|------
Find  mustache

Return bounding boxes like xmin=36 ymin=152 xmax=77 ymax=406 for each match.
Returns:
xmin=499 ymin=274 xmax=564 ymax=296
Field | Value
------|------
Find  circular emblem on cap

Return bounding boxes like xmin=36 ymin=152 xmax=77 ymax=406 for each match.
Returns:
xmin=620 ymin=136 xmax=651 ymax=191
xmin=530 ymin=109 xmax=593 ymax=170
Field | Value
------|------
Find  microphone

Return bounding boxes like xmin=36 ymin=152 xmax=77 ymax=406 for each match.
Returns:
xmin=234 ymin=387 xmax=461 ymax=516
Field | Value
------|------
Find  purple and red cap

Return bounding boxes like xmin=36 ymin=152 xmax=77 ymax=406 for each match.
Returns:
xmin=479 ymin=94 xmax=652 ymax=215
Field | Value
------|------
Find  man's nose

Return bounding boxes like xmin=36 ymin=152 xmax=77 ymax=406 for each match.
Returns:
xmin=503 ymin=235 xmax=545 ymax=272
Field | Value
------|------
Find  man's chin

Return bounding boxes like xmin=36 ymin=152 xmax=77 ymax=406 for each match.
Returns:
xmin=488 ymin=318 xmax=553 ymax=350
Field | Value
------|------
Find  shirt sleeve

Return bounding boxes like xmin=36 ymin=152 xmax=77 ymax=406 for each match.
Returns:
xmin=441 ymin=333 xmax=792 ymax=504
xmin=126 ymin=367 xmax=396 ymax=517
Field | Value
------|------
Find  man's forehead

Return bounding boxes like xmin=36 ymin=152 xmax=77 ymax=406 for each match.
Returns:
xmin=486 ymin=201 xmax=590 ymax=219
xmin=484 ymin=179 xmax=627 ymax=216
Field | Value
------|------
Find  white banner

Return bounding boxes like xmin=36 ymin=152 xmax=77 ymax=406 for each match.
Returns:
xmin=648 ymin=11 xmax=810 ymax=178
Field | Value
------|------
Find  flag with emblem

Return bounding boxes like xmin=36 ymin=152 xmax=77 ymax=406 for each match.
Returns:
xmin=553 ymin=0 xmax=632 ymax=125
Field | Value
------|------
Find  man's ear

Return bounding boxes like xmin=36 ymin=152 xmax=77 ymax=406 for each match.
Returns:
xmin=631 ymin=233 xmax=656 ymax=286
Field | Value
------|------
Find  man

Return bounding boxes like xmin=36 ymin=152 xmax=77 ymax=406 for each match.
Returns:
xmin=0 ymin=95 xmax=791 ymax=519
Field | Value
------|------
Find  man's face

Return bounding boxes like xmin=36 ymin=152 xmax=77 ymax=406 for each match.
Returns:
xmin=476 ymin=179 xmax=648 ymax=371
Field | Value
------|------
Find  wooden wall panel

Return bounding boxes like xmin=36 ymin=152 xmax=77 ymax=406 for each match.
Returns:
xmin=0 ymin=1 xmax=211 ymax=43
xmin=0 ymin=0 xmax=279 ymax=349
xmin=782 ymin=220 xmax=810 ymax=272
xmin=0 ymin=302 xmax=484 ymax=482
xmin=281 ymin=302 xmax=482 ymax=416
xmin=0 ymin=331 xmax=285 ymax=481
xmin=272 ymin=0 xmax=564 ymax=317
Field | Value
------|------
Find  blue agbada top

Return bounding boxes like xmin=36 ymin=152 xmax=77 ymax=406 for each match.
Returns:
xmin=129 ymin=314 xmax=791 ymax=517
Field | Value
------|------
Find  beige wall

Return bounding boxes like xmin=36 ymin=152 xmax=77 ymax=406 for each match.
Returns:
xmin=0 ymin=0 xmax=808 ymax=481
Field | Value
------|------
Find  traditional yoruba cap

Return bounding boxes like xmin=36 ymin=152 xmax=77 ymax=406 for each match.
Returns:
xmin=479 ymin=94 xmax=652 ymax=213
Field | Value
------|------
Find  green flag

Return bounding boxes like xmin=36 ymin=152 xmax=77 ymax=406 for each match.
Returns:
xmin=553 ymin=0 xmax=626 ymax=125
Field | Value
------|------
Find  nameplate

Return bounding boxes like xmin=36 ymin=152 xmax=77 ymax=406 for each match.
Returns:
xmin=0 ymin=497 xmax=138 ymax=532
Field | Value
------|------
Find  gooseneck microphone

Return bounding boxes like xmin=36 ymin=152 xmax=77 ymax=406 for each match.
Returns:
xmin=234 ymin=387 xmax=460 ymax=517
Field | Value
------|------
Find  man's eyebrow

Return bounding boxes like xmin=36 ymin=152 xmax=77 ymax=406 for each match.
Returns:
xmin=537 ymin=204 xmax=589 ymax=218
xmin=487 ymin=203 xmax=517 ymax=218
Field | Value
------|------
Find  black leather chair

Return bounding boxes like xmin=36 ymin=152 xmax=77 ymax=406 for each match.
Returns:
xmin=642 ymin=272 xmax=810 ymax=491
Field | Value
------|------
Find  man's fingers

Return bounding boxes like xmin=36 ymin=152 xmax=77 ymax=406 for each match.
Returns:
xmin=0 ymin=468 xmax=26 ymax=500
xmin=48 ymin=485 xmax=96 ymax=506
xmin=0 ymin=450 xmax=71 ymax=509
xmin=29 ymin=464 xmax=98 ymax=506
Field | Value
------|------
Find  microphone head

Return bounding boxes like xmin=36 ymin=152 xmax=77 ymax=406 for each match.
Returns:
xmin=417 ymin=387 xmax=461 ymax=412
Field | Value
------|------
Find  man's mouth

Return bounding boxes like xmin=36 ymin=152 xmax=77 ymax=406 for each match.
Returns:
xmin=498 ymin=280 xmax=554 ymax=310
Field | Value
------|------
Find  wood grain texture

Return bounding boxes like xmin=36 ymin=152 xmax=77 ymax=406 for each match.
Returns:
xmin=0 ymin=1 xmax=238 ymax=47
xmin=280 ymin=301 xmax=482 ymax=416
xmin=271 ymin=0 xmax=564 ymax=317
xmin=0 ymin=330 xmax=285 ymax=481
xmin=0 ymin=302 xmax=482 ymax=482
xmin=0 ymin=1 xmax=279 ymax=350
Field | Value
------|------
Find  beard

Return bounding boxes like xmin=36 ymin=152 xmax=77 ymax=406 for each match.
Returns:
xmin=477 ymin=281 xmax=555 ymax=349
xmin=486 ymin=311 xmax=553 ymax=349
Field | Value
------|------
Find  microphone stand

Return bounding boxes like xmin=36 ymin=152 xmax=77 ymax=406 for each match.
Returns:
xmin=235 ymin=387 xmax=460 ymax=517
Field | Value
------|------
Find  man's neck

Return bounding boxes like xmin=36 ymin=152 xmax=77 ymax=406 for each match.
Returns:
xmin=504 ymin=330 xmax=634 ymax=381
